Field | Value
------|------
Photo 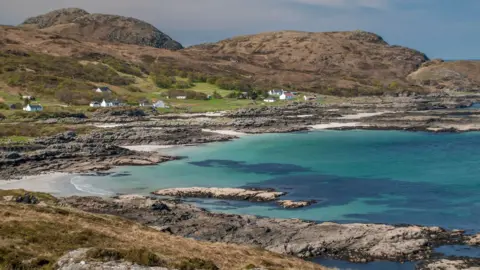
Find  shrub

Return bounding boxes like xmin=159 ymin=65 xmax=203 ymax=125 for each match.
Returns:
xmin=152 ymin=74 xmax=175 ymax=88
xmin=86 ymin=248 xmax=165 ymax=267
xmin=175 ymin=258 xmax=219 ymax=270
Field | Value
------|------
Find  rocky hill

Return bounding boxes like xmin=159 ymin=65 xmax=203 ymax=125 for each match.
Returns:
xmin=185 ymin=30 xmax=430 ymax=94
xmin=2 ymin=8 xmax=480 ymax=97
xmin=408 ymin=59 xmax=480 ymax=92
xmin=20 ymin=8 xmax=183 ymax=50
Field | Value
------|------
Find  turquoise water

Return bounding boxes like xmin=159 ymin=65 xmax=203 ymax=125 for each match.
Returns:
xmin=72 ymin=130 xmax=480 ymax=231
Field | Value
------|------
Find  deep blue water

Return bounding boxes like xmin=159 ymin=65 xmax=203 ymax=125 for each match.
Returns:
xmin=57 ymin=130 xmax=480 ymax=268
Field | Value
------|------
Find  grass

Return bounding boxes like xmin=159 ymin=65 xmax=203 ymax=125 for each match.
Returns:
xmin=0 ymin=136 xmax=32 ymax=144
xmin=0 ymin=195 xmax=326 ymax=270
xmin=0 ymin=123 xmax=95 ymax=138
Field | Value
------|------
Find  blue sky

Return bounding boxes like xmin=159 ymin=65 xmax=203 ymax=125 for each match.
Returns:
xmin=1 ymin=0 xmax=479 ymax=59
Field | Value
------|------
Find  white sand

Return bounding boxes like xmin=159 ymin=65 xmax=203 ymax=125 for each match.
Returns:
xmin=121 ymin=145 xmax=179 ymax=152
xmin=93 ymin=123 xmax=125 ymax=128
xmin=339 ymin=111 xmax=391 ymax=120
xmin=310 ymin=122 xmax=363 ymax=130
xmin=0 ymin=172 xmax=82 ymax=196
xmin=201 ymin=129 xmax=247 ymax=136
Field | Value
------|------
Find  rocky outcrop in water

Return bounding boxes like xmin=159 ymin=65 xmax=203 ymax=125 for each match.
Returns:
xmin=63 ymin=195 xmax=467 ymax=263
xmin=153 ymin=187 xmax=286 ymax=202
xmin=277 ymin=200 xmax=317 ymax=209
xmin=416 ymin=258 xmax=480 ymax=270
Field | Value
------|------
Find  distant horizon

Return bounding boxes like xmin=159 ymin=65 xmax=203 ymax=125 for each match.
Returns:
xmin=1 ymin=1 xmax=479 ymax=60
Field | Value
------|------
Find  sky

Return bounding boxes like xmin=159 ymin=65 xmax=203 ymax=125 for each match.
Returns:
xmin=0 ymin=0 xmax=479 ymax=59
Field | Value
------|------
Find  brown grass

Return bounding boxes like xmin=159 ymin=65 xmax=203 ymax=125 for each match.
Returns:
xmin=0 ymin=199 xmax=327 ymax=270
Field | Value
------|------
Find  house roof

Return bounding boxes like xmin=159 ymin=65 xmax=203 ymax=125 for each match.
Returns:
xmin=98 ymin=86 xmax=110 ymax=90
xmin=283 ymin=92 xmax=294 ymax=97
xmin=27 ymin=104 xmax=42 ymax=108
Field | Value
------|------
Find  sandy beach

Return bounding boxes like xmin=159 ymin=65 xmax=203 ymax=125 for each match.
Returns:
xmin=121 ymin=145 xmax=180 ymax=152
xmin=201 ymin=129 xmax=248 ymax=136
xmin=0 ymin=172 xmax=86 ymax=196
xmin=339 ymin=111 xmax=391 ymax=120
xmin=310 ymin=122 xmax=363 ymax=130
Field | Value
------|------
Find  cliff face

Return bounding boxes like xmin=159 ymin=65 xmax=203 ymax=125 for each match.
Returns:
xmin=21 ymin=8 xmax=183 ymax=50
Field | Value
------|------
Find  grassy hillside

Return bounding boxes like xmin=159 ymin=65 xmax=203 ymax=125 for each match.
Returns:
xmin=0 ymin=190 xmax=326 ymax=270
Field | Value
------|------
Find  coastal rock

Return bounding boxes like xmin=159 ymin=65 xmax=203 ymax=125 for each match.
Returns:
xmin=277 ymin=200 xmax=317 ymax=209
xmin=56 ymin=248 xmax=170 ymax=270
xmin=64 ymin=196 xmax=465 ymax=263
xmin=153 ymin=187 xmax=286 ymax=202
xmin=416 ymin=258 xmax=480 ymax=270
xmin=467 ymin=234 xmax=480 ymax=246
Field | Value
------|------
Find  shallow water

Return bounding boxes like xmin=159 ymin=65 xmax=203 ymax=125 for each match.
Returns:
xmin=71 ymin=130 xmax=480 ymax=231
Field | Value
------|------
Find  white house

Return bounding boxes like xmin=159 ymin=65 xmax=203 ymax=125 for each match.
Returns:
xmin=268 ymin=89 xmax=284 ymax=96
xmin=23 ymin=104 xmax=43 ymax=112
xmin=152 ymin=100 xmax=168 ymax=108
xmin=89 ymin=101 xmax=101 ymax=108
xmin=280 ymin=92 xmax=294 ymax=100
xmin=304 ymin=95 xmax=316 ymax=101
xmin=263 ymin=97 xmax=276 ymax=103
xmin=176 ymin=96 xmax=187 ymax=100
xmin=95 ymin=87 xmax=111 ymax=93
xmin=101 ymin=99 xmax=120 ymax=107
xmin=22 ymin=95 xmax=35 ymax=100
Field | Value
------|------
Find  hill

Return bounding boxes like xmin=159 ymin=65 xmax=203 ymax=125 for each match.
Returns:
xmin=184 ymin=30 xmax=430 ymax=95
xmin=0 ymin=8 xmax=479 ymax=105
xmin=408 ymin=59 xmax=480 ymax=92
xmin=0 ymin=190 xmax=326 ymax=269
xmin=20 ymin=8 xmax=183 ymax=50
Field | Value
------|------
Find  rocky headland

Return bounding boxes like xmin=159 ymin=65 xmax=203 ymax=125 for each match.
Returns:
xmin=62 ymin=195 xmax=474 ymax=264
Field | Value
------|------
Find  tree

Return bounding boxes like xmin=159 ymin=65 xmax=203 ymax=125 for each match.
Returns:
xmin=250 ymin=91 xmax=258 ymax=100
xmin=152 ymin=74 xmax=174 ymax=88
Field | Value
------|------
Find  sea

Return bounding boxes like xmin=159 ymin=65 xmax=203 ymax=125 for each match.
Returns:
xmin=22 ymin=130 xmax=480 ymax=269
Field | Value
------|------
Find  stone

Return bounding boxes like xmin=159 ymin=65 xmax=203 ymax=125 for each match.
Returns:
xmin=153 ymin=187 xmax=286 ymax=202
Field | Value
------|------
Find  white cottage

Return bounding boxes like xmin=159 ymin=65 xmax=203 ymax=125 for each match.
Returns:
xmin=89 ymin=101 xmax=101 ymax=108
xmin=23 ymin=104 xmax=43 ymax=112
xmin=101 ymin=99 xmax=120 ymax=107
xmin=153 ymin=100 xmax=168 ymax=108
xmin=263 ymin=97 xmax=276 ymax=103
xmin=280 ymin=92 xmax=294 ymax=100
xmin=268 ymin=89 xmax=284 ymax=96
xmin=176 ymin=96 xmax=187 ymax=100
xmin=95 ymin=87 xmax=111 ymax=93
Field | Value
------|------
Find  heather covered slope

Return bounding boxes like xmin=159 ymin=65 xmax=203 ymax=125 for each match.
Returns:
xmin=0 ymin=190 xmax=326 ymax=270
xmin=20 ymin=8 xmax=183 ymax=50
xmin=185 ymin=30 xmax=430 ymax=94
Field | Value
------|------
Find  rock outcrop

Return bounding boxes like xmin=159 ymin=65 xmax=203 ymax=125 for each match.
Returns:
xmin=21 ymin=8 xmax=183 ymax=50
xmin=417 ymin=258 xmax=480 ymax=270
xmin=277 ymin=200 xmax=317 ymax=209
xmin=64 ymin=195 xmax=467 ymax=263
xmin=153 ymin=187 xmax=286 ymax=202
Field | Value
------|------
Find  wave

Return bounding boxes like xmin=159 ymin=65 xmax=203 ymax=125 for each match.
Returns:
xmin=70 ymin=176 xmax=115 ymax=196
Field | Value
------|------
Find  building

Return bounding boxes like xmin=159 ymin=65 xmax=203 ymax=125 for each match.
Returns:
xmin=280 ymin=92 xmax=295 ymax=100
xmin=263 ymin=97 xmax=276 ymax=103
xmin=268 ymin=89 xmax=284 ymax=96
xmin=176 ymin=96 xmax=187 ymax=100
xmin=139 ymin=100 xmax=151 ymax=107
xmin=23 ymin=104 xmax=43 ymax=112
xmin=101 ymin=99 xmax=120 ymax=107
xmin=22 ymin=95 xmax=35 ymax=100
xmin=89 ymin=101 xmax=101 ymax=108
xmin=152 ymin=100 xmax=168 ymax=108
xmin=95 ymin=87 xmax=111 ymax=93
xmin=304 ymin=95 xmax=316 ymax=101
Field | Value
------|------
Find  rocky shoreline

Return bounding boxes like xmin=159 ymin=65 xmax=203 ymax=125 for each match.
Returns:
xmin=2 ymin=95 xmax=480 ymax=179
xmin=62 ymin=195 xmax=475 ymax=265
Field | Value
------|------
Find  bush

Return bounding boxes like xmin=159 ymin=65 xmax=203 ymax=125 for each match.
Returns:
xmin=175 ymin=258 xmax=219 ymax=270
xmin=167 ymin=89 xmax=207 ymax=100
xmin=86 ymin=248 xmax=165 ymax=267
xmin=152 ymin=74 xmax=175 ymax=88
xmin=212 ymin=90 xmax=223 ymax=99
xmin=0 ymin=103 xmax=9 ymax=110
